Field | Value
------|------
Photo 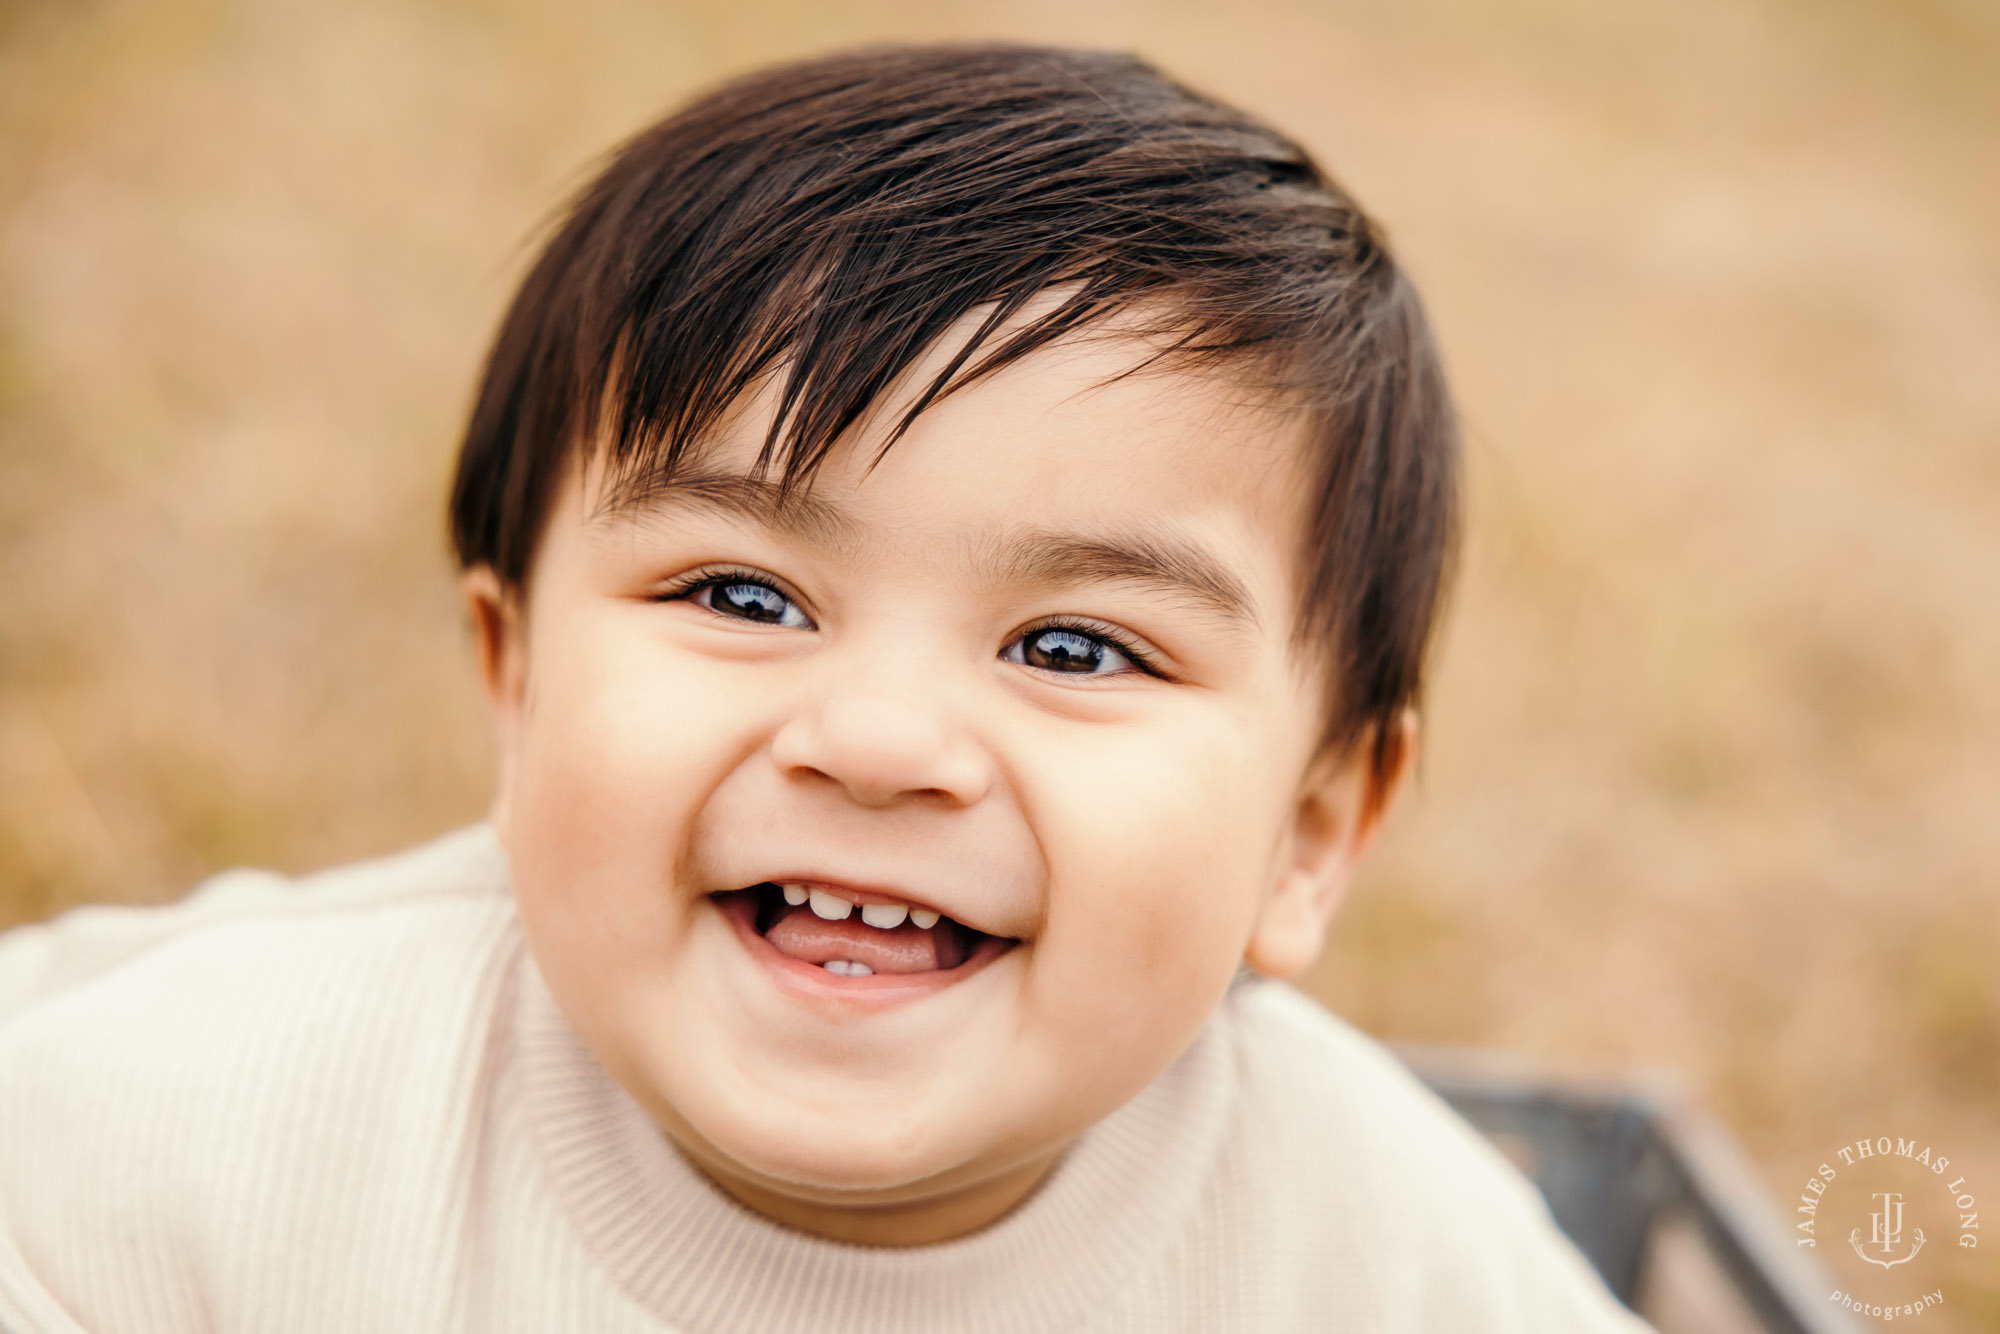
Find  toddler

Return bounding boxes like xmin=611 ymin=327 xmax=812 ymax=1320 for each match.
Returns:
xmin=0 ymin=42 xmax=1656 ymax=1333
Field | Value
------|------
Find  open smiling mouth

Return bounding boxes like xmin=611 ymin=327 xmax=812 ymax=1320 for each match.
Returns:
xmin=709 ymin=883 xmax=1018 ymax=983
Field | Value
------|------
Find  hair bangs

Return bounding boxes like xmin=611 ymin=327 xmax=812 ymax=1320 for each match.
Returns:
xmin=449 ymin=42 xmax=1459 ymax=781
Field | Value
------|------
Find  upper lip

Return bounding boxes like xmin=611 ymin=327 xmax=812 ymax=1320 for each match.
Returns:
xmin=727 ymin=872 xmax=1006 ymax=937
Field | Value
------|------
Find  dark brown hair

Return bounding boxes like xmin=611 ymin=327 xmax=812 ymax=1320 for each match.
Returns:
xmin=449 ymin=42 xmax=1458 ymax=783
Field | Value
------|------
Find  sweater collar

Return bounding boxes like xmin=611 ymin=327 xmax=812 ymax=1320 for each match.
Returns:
xmin=512 ymin=951 xmax=1238 ymax=1334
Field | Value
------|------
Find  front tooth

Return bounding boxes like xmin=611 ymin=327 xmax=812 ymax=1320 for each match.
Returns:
xmin=823 ymin=959 xmax=849 ymax=975
xmin=808 ymin=888 xmax=854 ymax=920
xmin=909 ymin=908 xmax=941 ymax=929
xmin=847 ymin=961 xmax=873 ymax=976
xmin=781 ymin=883 xmax=808 ymax=906
xmin=860 ymin=902 xmax=908 ymax=930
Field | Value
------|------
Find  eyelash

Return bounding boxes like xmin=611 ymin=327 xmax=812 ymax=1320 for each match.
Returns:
xmin=651 ymin=564 xmax=1164 ymax=678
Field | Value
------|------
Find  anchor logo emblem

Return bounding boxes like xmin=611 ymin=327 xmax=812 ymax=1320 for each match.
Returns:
xmin=1850 ymin=1191 xmax=1927 ymax=1269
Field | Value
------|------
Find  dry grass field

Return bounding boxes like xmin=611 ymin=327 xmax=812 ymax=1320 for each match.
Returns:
xmin=2 ymin=0 xmax=1995 ymax=1324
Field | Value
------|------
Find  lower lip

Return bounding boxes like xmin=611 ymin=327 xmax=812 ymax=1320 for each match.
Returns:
xmin=710 ymin=892 xmax=1017 ymax=1008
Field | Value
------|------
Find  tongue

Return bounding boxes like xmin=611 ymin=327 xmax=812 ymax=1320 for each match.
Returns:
xmin=763 ymin=906 xmax=963 ymax=973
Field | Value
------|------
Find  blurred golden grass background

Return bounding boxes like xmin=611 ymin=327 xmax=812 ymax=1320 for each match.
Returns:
xmin=2 ymin=0 xmax=1995 ymax=1322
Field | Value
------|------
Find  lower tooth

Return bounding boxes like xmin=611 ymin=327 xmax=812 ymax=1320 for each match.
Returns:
xmin=821 ymin=960 xmax=872 ymax=977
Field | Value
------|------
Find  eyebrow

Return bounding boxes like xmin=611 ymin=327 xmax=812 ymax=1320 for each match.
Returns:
xmin=594 ymin=469 xmax=1262 ymax=635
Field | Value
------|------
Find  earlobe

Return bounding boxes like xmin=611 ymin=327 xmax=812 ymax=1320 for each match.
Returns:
xmin=1243 ymin=712 xmax=1418 ymax=980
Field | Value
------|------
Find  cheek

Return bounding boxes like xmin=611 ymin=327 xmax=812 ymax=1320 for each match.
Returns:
xmin=515 ymin=614 xmax=759 ymax=832
xmin=506 ymin=617 xmax=753 ymax=965
xmin=1029 ymin=706 xmax=1284 ymax=1032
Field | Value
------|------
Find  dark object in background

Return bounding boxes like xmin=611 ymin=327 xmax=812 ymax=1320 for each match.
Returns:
xmin=1398 ymin=1044 xmax=1863 ymax=1334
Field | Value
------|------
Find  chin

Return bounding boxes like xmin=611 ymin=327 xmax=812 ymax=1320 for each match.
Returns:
xmin=698 ymin=1105 xmax=974 ymax=1197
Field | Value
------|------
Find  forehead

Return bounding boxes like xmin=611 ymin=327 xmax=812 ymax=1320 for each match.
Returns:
xmin=573 ymin=320 xmax=1315 ymax=635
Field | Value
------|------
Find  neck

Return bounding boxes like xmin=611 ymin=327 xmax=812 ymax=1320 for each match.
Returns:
xmin=671 ymin=1138 xmax=1068 ymax=1246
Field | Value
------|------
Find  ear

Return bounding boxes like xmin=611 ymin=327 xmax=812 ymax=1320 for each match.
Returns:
xmin=1244 ymin=709 xmax=1418 ymax=980
xmin=463 ymin=565 xmax=529 ymax=839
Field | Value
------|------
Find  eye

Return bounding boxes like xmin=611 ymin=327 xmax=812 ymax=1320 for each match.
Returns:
xmin=1005 ymin=620 xmax=1161 ymax=679
xmin=654 ymin=566 xmax=814 ymax=629
xmin=653 ymin=568 xmax=1161 ymax=679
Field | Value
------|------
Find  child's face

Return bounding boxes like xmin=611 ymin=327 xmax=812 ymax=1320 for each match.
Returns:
xmin=471 ymin=315 xmax=1399 ymax=1243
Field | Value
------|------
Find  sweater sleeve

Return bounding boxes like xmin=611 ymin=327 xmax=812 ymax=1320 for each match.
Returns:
xmin=0 ymin=831 xmax=517 ymax=1334
xmin=1399 ymin=1125 xmax=1661 ymax=1333
xmin=0 ymin=1227 xmax=95 ymax=1334
xmin=1221 ymin=980 xmax=1658 ymax=1333
xmin=0 ymin=875 xmax=296 ymax=1334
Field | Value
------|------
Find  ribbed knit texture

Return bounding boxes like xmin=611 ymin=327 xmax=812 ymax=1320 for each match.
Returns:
xmin=0 ymin=827 xmax=1655 ymax=1333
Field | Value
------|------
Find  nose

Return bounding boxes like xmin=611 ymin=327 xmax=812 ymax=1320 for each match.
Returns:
xmin=769 ymin=681 xmax=992 ymax=809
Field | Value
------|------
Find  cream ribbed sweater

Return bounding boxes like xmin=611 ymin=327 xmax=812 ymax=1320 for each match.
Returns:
xmin=0 ymin=826 xmax=1654 ymax=1333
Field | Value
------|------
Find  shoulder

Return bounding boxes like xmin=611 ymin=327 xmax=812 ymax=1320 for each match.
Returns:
xmin=0 ymin=823 xmax=511 ymax=1020
xmin=0 ymin=826 xmax=522 ymax=1326
xmin=1206 ymin=977 xmax=1654 ymax=1332
xmin=1223 ymin=976 xmax=1513 ymax=1186
xmin=0 ymin=821 xmax=520 ymax=1128
xmin=1215 ymin=975 xmax=1541 ymax=1242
